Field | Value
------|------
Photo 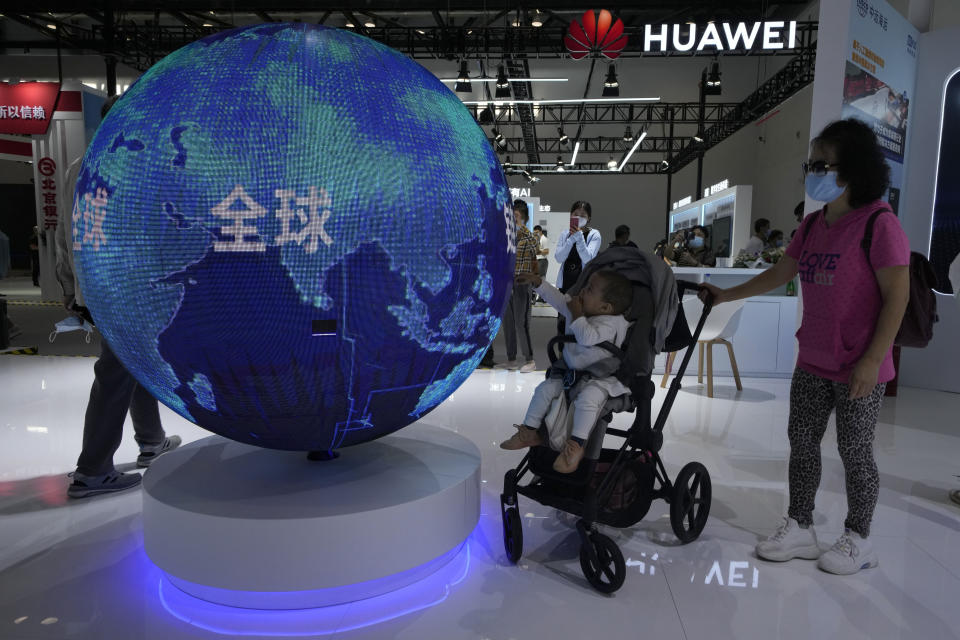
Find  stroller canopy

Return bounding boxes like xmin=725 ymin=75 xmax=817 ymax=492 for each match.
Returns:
xmin=565 ymin=246 xmax=678 ymax=356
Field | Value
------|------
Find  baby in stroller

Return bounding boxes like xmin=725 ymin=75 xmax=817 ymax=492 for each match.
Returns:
xmin=499 ymin=268 xmax=633 ymax=473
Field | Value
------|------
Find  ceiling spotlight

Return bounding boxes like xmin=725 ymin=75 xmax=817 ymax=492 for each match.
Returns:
xmin=623 ymin=126 xmax=634 ymax=142
xmin=661 ymin=159 xmax=670 ymax=169
xmin=703 ymin=61 xmax=722 ymax=96
xmin=495 ymin=65 xmax=511 ymax=98
xmin=503 ymin=156 xmax=513 ymax=169
xmin=531 ymin=10 xmax=544 ymax=28
xmin=345 ymin=22 xmax=355 ymax=28
xmin=46 ymin=23 xmax=57 ymax=29
xmin=364 ymin=20 xmax=376 ymax=28
xmin=607 ymin=156 xmax=618 ymax=170
xmin=693 ymin=132 xmax=704 ymax=143
xmin=477 ymin=106 xmax=494 ymax=124
xmin=202 ymin=23 xmax=214 ymax=27
xmin=455 ymin=61 xmax=471 ymax=93
xmin=707 ymin=62 xmax=722 ymax=87
xmin=558 ymin=127 xmax=569 ymax=145
xmin=556 ymin=156 xmax=565 ymax=172
xmin=602 ymin=64 xmax=619 ymax=97
xmin=492 ymin=128 xmax=505 ymax=147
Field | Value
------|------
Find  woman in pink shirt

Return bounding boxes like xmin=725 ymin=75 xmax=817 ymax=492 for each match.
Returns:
xmin=700 ymin=119 xmax=910 ymax=575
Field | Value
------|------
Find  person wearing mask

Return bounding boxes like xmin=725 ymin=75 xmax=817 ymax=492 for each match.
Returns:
xmin=610 ymin=224 xmax=638 ymax=248
xmin=699 ymin=119 xmax=910 ymax=575
xmin=744 ymin=218 xmax=771 ymax=256
xmin=555 ymin=201 xmax=601 ymax=293
xmin=767 ymin=229 xmax=785 ymax=250
xmin=533 ymin=225 xmax=550 ymax=301
xmin=664 ymin=225 xmax=716 ymax=267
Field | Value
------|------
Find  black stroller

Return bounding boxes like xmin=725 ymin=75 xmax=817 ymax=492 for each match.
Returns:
xmin=499 ymin=246 xmax=714 ymax=593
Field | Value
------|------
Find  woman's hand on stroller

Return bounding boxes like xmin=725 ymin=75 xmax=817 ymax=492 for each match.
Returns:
xmin=698 ymin=283 xmax=726 ymax=305
xmin=515 ymin=272 xmax=542 ymax=287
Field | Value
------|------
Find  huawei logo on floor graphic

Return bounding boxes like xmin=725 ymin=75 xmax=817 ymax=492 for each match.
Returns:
xmin=564 ymin=9 xmax=627 ymax=60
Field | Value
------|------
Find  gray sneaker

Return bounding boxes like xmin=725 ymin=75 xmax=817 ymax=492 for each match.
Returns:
xmin=756 ymin=517 xmax=821 ymax=562
xmin=493 ymin=360 xmax=521 ymax=370
xmin=137 ymin=435 xmax=182 ymax=468
xmin=67 ymin=469 xmax=142 ymax=499
xmin=817 ymin=530 xmax=878 ymax=575
xmin=518 ymin=360 xmax=537 ymax=373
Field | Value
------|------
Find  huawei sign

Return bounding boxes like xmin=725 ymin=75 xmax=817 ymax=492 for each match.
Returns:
xmin=564 ymin=9 xmax=627 ymax=60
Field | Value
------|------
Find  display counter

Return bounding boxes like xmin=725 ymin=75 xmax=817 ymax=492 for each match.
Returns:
xmin=658 ymin=267 xmax=800 ymax=378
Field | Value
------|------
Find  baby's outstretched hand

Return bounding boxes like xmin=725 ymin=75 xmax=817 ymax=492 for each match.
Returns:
xmin=515 ymin=272 xmax=542 ymax=287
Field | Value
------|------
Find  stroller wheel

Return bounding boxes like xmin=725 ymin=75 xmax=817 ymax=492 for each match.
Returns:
xmin=502 ymin=507 xmax=523 ymax=563
xmin=670 ymin=462 xmax=712 ymax=543
xmin=579 ymin=532 xmax=625 ymax=593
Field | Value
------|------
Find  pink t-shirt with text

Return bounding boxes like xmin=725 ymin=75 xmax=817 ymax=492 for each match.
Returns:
xmin=785 ymin=200 xmax=910 ymax=384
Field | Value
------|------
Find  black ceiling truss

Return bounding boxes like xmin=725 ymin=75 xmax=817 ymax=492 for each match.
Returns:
xmin=475 ymin=102 xmax=744 ymax=127
xmin=668 ymin=41 xmax=816 ymax=174
xmin=497 ymin=135 xmax=689 ymax=155
xmin=504 ymin=56 xmax=540 ymax=165
xmin=501 ymin=43 xmax=815 ymax=176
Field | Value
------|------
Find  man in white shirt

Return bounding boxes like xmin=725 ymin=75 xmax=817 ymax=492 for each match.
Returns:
xmin=743 ymin=218 xmax=770 ymax=256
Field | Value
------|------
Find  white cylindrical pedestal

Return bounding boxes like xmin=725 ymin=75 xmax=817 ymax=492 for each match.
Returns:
xmin=142 ymin=423 xmax=480 ymax=609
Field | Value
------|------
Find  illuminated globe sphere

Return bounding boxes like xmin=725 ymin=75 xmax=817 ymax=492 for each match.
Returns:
xmin=73 ymin=23 xmax=514 ymax=451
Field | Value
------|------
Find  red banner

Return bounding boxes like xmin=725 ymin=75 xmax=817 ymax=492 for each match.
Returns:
xmin=0 ymin=82 xmax=61 ymax=135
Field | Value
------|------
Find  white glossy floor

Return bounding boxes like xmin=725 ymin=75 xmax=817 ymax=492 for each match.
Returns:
xmin=1 ymin=356 xmax=959 ymax=640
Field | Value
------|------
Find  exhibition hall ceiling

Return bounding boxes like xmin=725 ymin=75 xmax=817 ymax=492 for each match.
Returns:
xmin=0 ymin=2 xmax=816 ymax=174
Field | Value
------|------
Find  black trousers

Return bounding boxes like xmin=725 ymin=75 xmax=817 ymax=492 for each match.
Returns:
xmin=76 ymin=340 xmax=165 ymax=476
xmin=30 ymin=250 xmax=40 ymax=285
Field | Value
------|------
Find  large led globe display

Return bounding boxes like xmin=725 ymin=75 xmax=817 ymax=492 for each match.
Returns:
xmin=73 ymin=23 xmax=514 ymax=451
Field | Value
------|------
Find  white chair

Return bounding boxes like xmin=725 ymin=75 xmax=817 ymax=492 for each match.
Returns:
xmin=660 ymin=296 xmax=746 ymax=398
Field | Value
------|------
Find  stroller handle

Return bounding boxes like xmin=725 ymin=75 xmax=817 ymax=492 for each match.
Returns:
xmin=676 ymin=279 xmax=714 ymax=314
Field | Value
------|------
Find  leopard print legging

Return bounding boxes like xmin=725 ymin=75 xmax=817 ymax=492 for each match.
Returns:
xmin=787 ymin=367 xmax=886 ymax=537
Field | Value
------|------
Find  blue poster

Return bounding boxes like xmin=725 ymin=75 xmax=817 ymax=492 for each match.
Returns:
xmin=841 ymin=0 xmax=919 ymax=215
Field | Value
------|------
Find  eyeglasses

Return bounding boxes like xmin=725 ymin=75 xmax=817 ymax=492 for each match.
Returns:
xmin=801 ymin=160 xmax=839 ymax=178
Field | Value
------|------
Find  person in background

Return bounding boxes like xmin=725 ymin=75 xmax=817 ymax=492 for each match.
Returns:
xmin=699 ymin=118 xmax=910 ymax=575
xmin=29 ymin=226 xmax=41 ymax=286
xmin=555 ymin=201 xmax=602 ymax=293
xmin=791 ymin=201 xmax=807 ymax=242
xmin=744 ymin=218 xmax=771 ymax=255
xmin=533 ymin=225 xmax=549 ymax=302
xmin=767 ymin=229 xmax=785 ymax=250
xmin=554 ymin=201 xmax=602 ymax=335
xmin=610 ymin=224 xmax=638 ymax=248
xmin=664 ymin=225 xmax=716 ymax=267
xmin=56 ymin=95 xmax=181 ymax=499
xmin=482 ymin=199 xmax=539 ymax=372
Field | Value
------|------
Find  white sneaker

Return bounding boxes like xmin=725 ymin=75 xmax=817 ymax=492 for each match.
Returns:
xmin=817 ymin=530 xmax=878 ymax=575
xmin=756 ymin=517 xmax=821 ymax=562
xmin=493 ymin=360 xmax=522 ymax=370
xmin=518 ymin=360 xmax=537 ymax=373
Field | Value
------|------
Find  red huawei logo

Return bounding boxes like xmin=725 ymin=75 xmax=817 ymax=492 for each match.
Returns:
xmin=563 ymin=9 xmax=627 ymax=60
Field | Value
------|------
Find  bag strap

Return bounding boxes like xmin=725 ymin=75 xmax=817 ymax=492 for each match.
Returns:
xmin=799 ymin=209 xmax=821 ymax=247
xmin=861 ymin=205 xmax=893 ymax=269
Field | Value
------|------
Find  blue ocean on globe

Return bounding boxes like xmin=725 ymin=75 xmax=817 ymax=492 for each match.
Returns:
xmin=72 ymin=23 xmax=514 ymax=451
